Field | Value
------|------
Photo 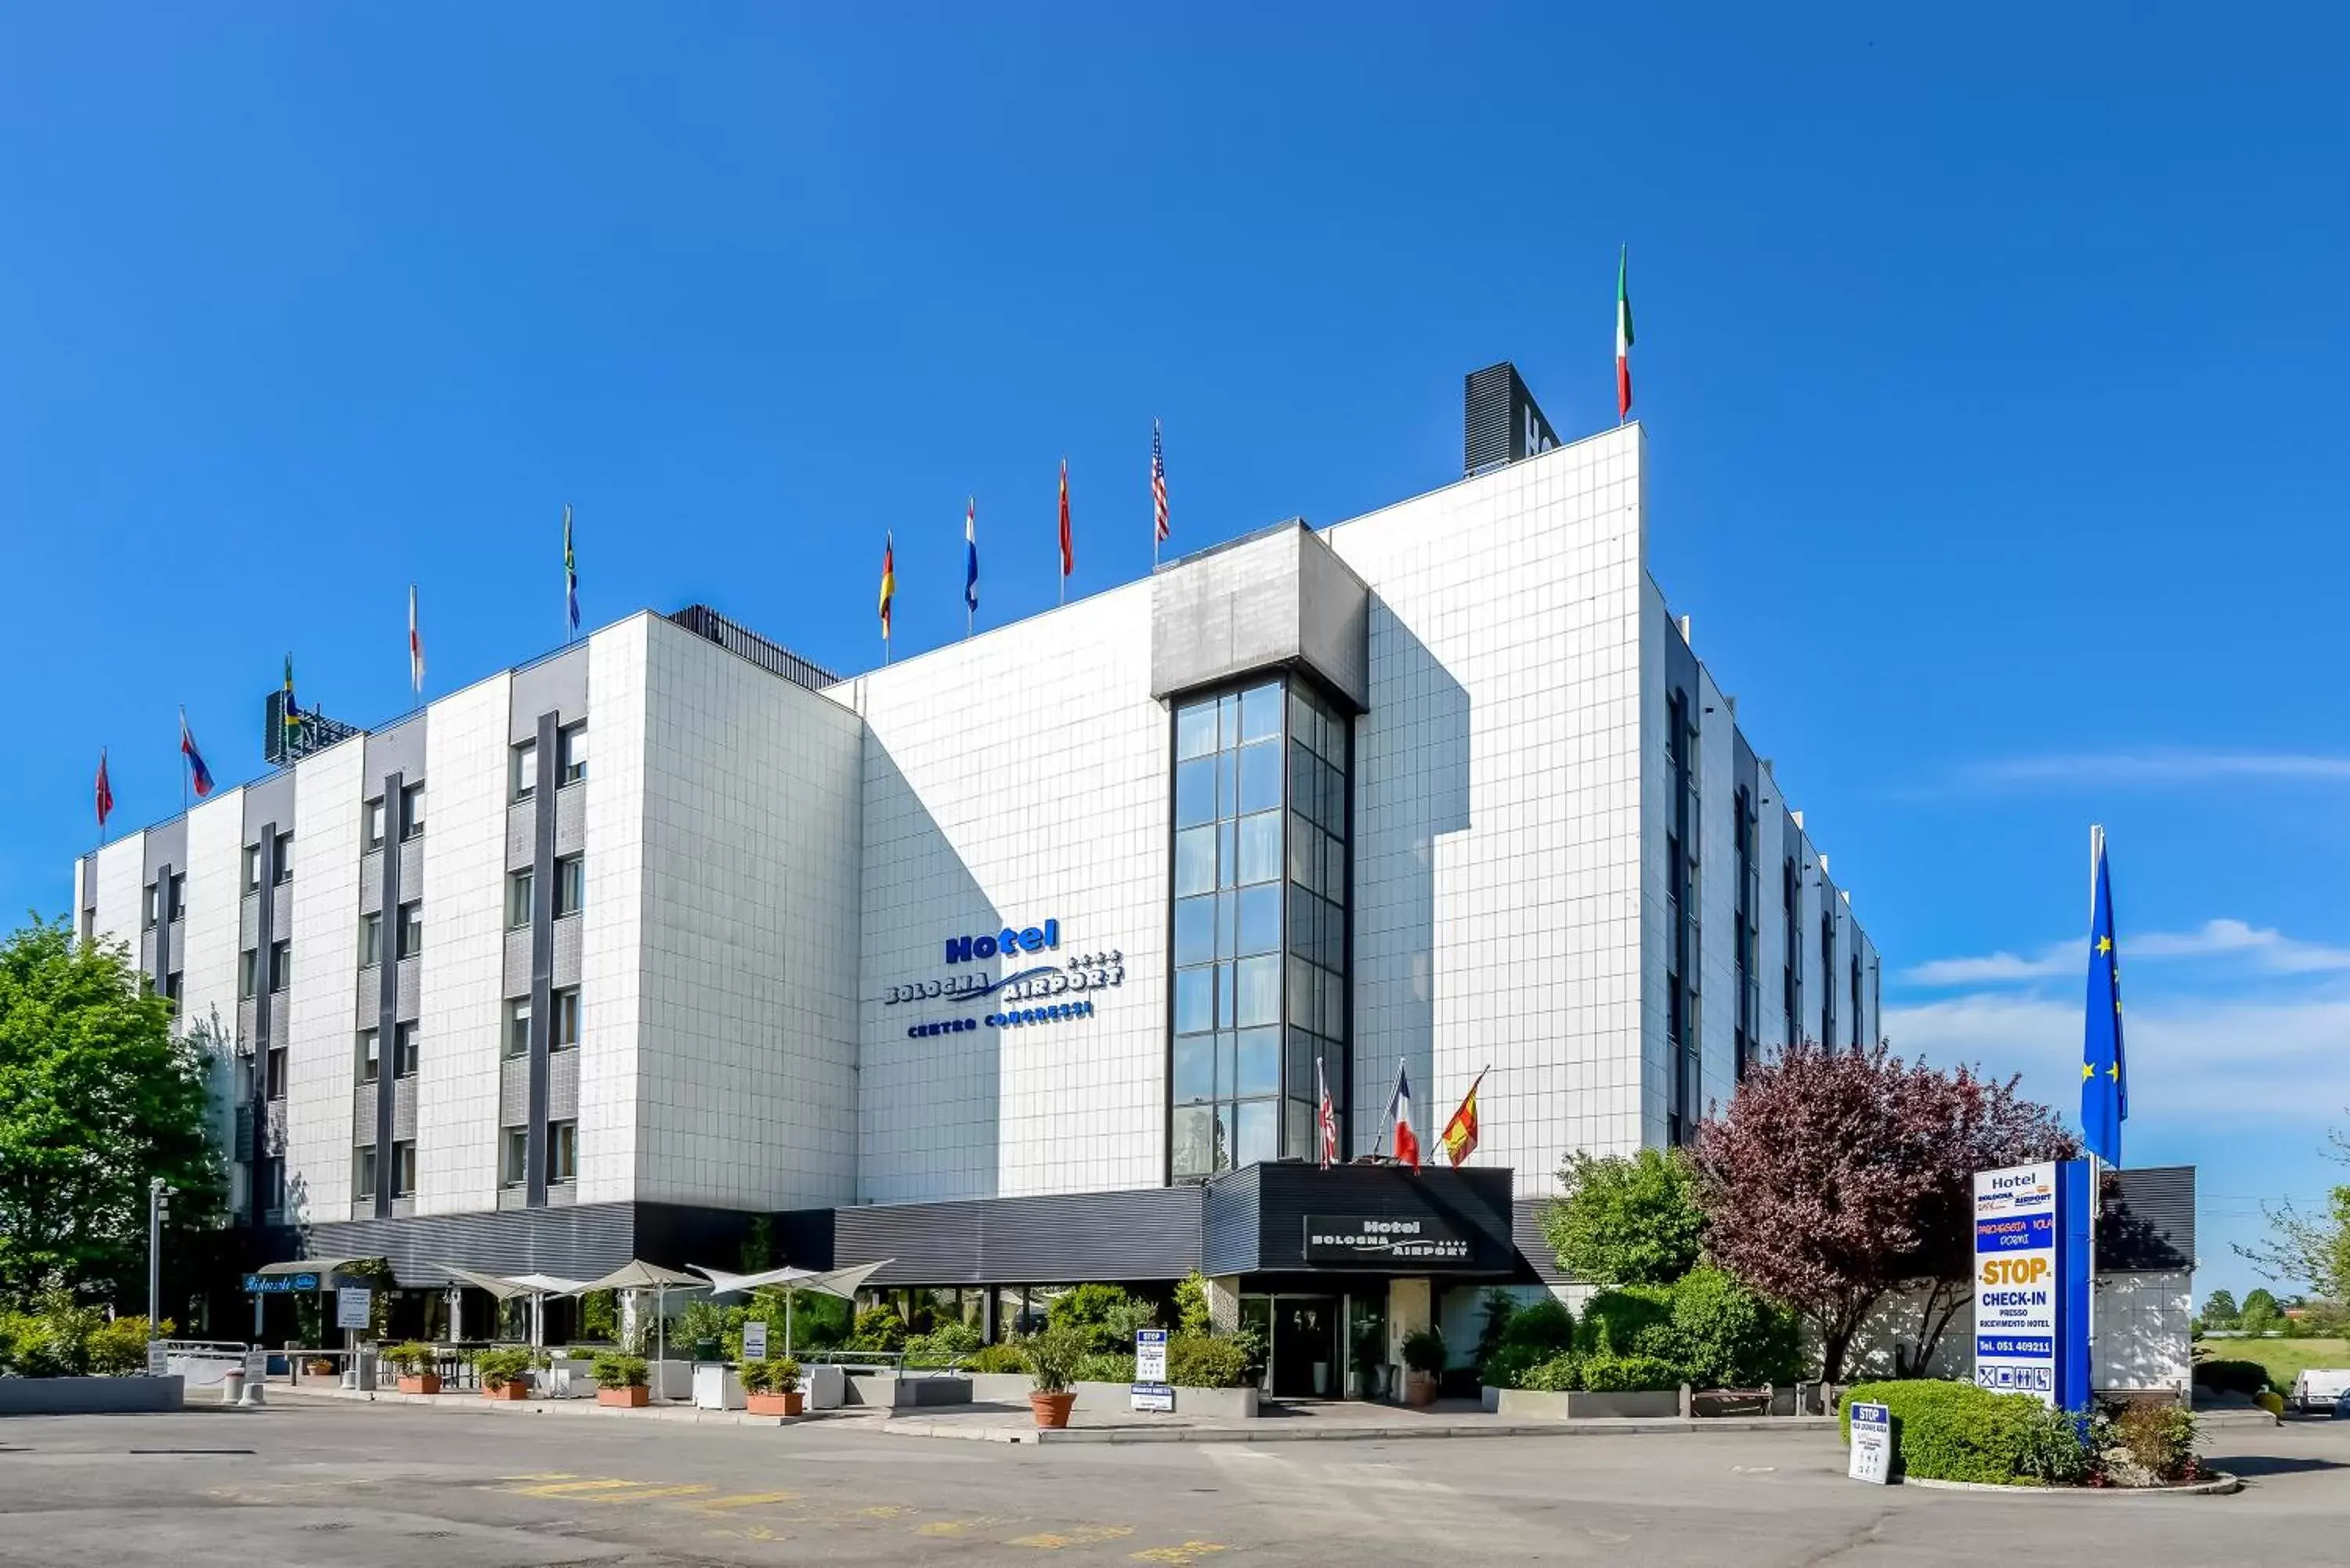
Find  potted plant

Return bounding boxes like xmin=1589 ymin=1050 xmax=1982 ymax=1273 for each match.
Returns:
xmin=475 ymin=1347 xmax=536 ymax=1401
xmin=383 ymin=1342 xmax=442 ymax=1395
xmin=593 ymin=1351 xmax=651 ymax=1407
xmin=305 ymin=1356 xmax=338 ymax=1378
xmin=1400 ymin=1328 xmax=1447 ymax=1407
xmin=1024 ymin=1324 xmax=1088 ymax=1429
xmin=741 ymin=1357 xmax=804 ymax=1417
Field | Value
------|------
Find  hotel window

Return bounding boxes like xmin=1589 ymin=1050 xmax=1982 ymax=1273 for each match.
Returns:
xmin=504 ymin=998 xmax=532 ymax=1059
xmin=400 ymin=782 xmax=426 ymax=841
xmin=512 ymin=738 xmax=538 ymax=801
xmin=269 ymin=939 xmax=291 ymax=993
xmin=554 ymin=854 xmax=585 ymax=917
xmin=550 ymin=987 xmax=580 ymax=1052
xmin=397 ymin=900 xmax=424 ymax=959
xmin=391 ymin=1139 xmax=416 ymax=1198
xmin=266 ymin=1045 xmax=288 ymax=1101
xmin=500 ymin=1125 xmax=529 ymax=1187
xmin=353 ymin=1144 xmax=378 ymax=1201
xmin=1169 ymin=676 xmax=1350 ymax=1180
xmin=273 ymin=830 xmax=295 ymax=884
xmin=393 ymin=1021 xmax=419 ymax=1078
xmin=242 ymin=844 xmax=261 ymax=893
xmin=558 ymin=722 xmax=588 ymax=785
xmin=143 ymin=883 xmax=160 ymax=930
xmin=359 ymin=911 xmax=384 ymax=966
xmin=240 ymin=947 xmax=258 ymax=999
xmin=508 ymin=869 xmax=535 ymax=929
xmin=166 ymin=873 xmax=186 ymax=922
xmin=162 ymin=972 xmax=182 ymax=1013
xmin=548 ymin=1119 xmax=577 ymax=1183
xmin=356 ymin=1028 xmax=380 ymax=1086
xmin=363 ymin=797 xmax=386 ymax=850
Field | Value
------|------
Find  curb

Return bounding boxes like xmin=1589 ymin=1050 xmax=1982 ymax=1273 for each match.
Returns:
xmin=275 ymin=1385 xmax=870 ymax=1429
xmin=882 ymin=1415 xmax=1843 ymax=1445
xmin=1900 ymin=1472 xmax=2243 ymax=1497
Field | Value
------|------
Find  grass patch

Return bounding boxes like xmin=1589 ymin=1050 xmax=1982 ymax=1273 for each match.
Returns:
xmin=2198 ymin=1337 xmax=2349 ymax=1390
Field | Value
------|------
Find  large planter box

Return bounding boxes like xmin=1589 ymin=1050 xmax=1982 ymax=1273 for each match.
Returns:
xmin=845 ymin=1372 xmax=972 ymax=1409
xmin=597 ymin=1385 xmax=650 ymax=1408
xmin=541 ymin=1358 xmax=596 ymax=1399
xmin=1070 ymin=1381 xmax=1259 ymax=1417
xmin=396 ymin=1373 xmax=442 ymax=1395
xmin=482 ymin=1381 xmax=530 ymax=1401
xmin=804 ymin=1364 xmax=847 ymax=1410
xmin=0 ymin=1375 xmax=183 ymax=1416
xmin=692 ymin=1365 xmax=745 ymax=1411
xmin=1495 ymin=1387 xmax=1682 ymax=1420
xmin=967 ymin=1373 xmax=1031 ymax=1404
xmin=746 ymin=1390 xmax=804 ymax=1417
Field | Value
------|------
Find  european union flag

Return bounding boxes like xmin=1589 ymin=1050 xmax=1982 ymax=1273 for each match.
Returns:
xmin=2081 ymin=830 xmax=2128 ymax=1165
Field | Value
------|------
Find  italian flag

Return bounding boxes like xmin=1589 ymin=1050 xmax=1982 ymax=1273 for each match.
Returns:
xmin=1616 ymin=245 xmax=1634 ymax=421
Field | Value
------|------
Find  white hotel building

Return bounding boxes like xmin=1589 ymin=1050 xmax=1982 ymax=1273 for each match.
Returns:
xmin=78 ymin=370 xmax=1893 ymax=1391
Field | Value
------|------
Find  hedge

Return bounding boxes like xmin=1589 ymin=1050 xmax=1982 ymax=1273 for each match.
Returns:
xmin=2190 ymin=1358 xmax=2269 ymax=1396
xmin=1580 ymin=1353 xmax=1682 ymax=1393
xmin=1840 ymin=1380 xmax=2091 ymax=1486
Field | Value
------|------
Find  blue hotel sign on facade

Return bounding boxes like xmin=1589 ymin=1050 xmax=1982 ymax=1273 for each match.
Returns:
xmin=886 ymin=916 xmax=1126 ymax=1039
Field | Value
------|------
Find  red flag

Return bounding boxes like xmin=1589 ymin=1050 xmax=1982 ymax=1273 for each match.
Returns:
xmin=95 ymin=748 xmax=114 ymax=830
xmin=1316 ymin=1057 xmax=1339 ymax=1169
xmin=1058 ymin=458 xmax=1072 ymax=579
xmin=1441 ymin=1068 xmax=1488 ymax=1169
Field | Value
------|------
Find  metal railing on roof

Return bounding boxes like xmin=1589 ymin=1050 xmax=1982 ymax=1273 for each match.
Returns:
xmin=667 ymin=605 xmax=841 ymax=693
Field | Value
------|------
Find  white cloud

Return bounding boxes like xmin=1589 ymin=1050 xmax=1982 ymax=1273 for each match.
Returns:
xmin=1902 ymin=919 xmax=2350 ymax=988
xmin=1884 ymin=990 xmax=2350 ymax=1124
xmin=1957 ymin=751 xmax=2350 ymax=789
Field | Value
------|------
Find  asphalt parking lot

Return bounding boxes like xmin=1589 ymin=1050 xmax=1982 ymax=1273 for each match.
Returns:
xmin=0 ymin=1400 xmax=2342 ymax=1566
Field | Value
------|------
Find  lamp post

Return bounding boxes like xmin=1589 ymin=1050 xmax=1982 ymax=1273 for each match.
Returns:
xmin=146 ymin=1177 xmax=177 ymax=1327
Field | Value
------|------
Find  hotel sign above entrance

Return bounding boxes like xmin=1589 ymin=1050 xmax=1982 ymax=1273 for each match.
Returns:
xmin=1302 ymin=1216 xmax=1473 ymax=1266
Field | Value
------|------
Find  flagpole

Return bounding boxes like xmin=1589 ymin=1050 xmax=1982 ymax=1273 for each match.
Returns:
xmin=2084 ymin=822 xmax=2103 ymax=1404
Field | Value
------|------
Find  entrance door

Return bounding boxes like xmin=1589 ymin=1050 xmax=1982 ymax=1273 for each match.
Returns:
xmin=1269 ymin=1295 xmax=1341 ymax=1399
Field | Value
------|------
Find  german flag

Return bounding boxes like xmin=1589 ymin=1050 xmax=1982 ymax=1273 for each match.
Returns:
xmin=1440 ymin=1068 xmax=1488 ymax=1169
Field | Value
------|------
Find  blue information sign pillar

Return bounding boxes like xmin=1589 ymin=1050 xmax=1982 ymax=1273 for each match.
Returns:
xmin=2056 ymin=1158 xmax=2092 ymax=1414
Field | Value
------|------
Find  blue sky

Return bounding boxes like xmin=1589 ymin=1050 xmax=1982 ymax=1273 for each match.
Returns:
xmin=3 ymin=5 xmax=2342 ymax=1299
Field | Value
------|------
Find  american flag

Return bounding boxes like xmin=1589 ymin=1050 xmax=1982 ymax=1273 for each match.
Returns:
xmin=1151 ymin=419 xmax=1169 ymax=544
xmin=1316 ymin=1056 xmax=1339 ymax=1169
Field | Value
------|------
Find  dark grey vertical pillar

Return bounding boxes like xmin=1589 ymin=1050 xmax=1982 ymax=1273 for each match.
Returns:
xmin=375 ymin=771 xmax=404 ymax=1218
xmin=526 ymin=711 xmax=559 ymax=1206
xmin=254 ymin=824 xmax=280 ymax=1054
xmin=151 ymin=861 xmax=173 ymax=994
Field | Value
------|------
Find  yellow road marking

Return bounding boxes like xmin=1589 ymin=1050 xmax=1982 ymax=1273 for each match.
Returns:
xmin=918 ymin=1516 xmax=1027 ymax=1536
xmin=845 ymin=1504 xmax=914 ymax=1519
xmin=578 ymin=1483 xmax=715 ymax=1503
xmin=704 ymin=1524 xmax=783 ymax=1543
xmin=687 ymin=1490 xmax=800 ymax=1511
xmin=1132 ymin=1545 xmax=1231 ymax=1566
xmin=499 ymin=1472 xmax=577 ymax=1481
xmin=1010 ymin=1525 xmax=1136 ymax=1549
xmin=506 ymin=1478 xmax=650 ymax=1497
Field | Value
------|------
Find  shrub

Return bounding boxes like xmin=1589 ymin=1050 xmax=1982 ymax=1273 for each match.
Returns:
xmin=579 ymin=1289 xmax=619 ymax=1342
xmin=904 ymin=1320 xmax=983 ymax=1366
xmin=381 ymin=1341 xmax=436 ymax=1375
xmin=591 ymin=1351 xmax=649 ymax=1389
xmin=1654 ymin=1266 xmax=1800 ymax=1389
xmin=1579 ymin=1353 xmax=1682 ymax=1393
xmin=740 ymin=1357 xmax=801 ymax=1394
xmin=86 ymin=1315 xmax=172 ymax=1377
xmin=1575 ymin=1285 xmax=1674 ymax=1360
xmin=1473 ymin=1289 xmax=1518 ymax=1370
xmin=2190 ymin=1357 xmax=2269 ymax=1396
xmin=1519 ymin=1353 xmax=1582 ymax=1392
xmin=1074 ymin=1352 xmax=1137 ymax=1383
xmin=0 ymin=1290 xmax=105 ymax=1377
xmin=1842 ymin=1380 xmax=2092 ymax=1486
xmin=1542 ymin=1146 xmax=1708 ymax=1286
xmin=2109 ymin=1399 xmax=2198 ymax=1483
xmin=474 ymin=1348 xmax=534 ymax=1390
xmin=1173 ymin=1272 xmax=1213 ymax=1337
xmin=848 ymin=1306 xmax=907 ymax=1353
xmin=1481 ymin=1296 xmax=1575 ymax=1389
xmin=964 ymin=1342 xmax=1028 ymax=1374
xmin=1166 ymin=1334 xmax=1251 ymax=1389
xmin=1022 ymin=1323 xmax=1091 ymax=1393
xmin=1400 ymin=1327 xmax=1448 ymax=1375
xmin=1047 ymin=1283 xmax=1138 ymax=1354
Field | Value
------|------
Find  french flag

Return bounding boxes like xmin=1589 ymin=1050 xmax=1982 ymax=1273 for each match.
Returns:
xmin=179 ymin=708 xmax=215 ymax=798
xmin=1384 ymin=1060 xmax=1421 ymax=1172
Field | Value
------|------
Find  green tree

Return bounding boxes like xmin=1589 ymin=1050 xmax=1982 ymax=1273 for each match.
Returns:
xmin=1542 ymin=1147 xmax=1705 ymax=1287
xmin=2236 ymin=1122 xmax=2350 ymax=1310
xmin=2200 ymin=1288 xmax=2239 ymax=1328
xmin=0 ymin=919 xmax=222 ymax=1308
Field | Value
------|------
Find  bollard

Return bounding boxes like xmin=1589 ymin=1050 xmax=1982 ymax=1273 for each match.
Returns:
xmin=239 ymin=1371 xmax=266 ymax=1407
xmin=220 ymin=1367 xmax=245 ymax=1406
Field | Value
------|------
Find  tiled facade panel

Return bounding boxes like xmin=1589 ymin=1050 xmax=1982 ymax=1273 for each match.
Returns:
xmin=631 ymin=615 xmax=863 ymax=1211
xmin=846 ymin=584 xmax=1169 ymax=1205
xmin=92 ymin=835 xmax=145 ymax=953
xmin=577 ymin=618 xmax=649 ymax=1205
xmin=1695 ymin=662 xmax=1738 ymax=1118
xmin=283 ymin=739 xmax=364 ymax=1217
xmin=179 ymin=788 xmax=248 ymax=1165
xmin=1332 ymin=428 xmax=1650 ymax=1177
xmin=414 ymin=670 xmax=513 ymax=1215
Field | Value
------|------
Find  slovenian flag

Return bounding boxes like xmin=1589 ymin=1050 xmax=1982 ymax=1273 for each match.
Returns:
xmin=1385 ymin=1060 xmax=1420 ymax=1172
xmin=179 ymin=708 xmax=215 ymax=798
xmin=1616 ymin=245 xmax=1635 ymax=421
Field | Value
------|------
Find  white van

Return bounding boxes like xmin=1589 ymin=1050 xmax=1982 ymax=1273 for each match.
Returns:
xmin=2289 ymin=1367 xmax=2350 ymax=1413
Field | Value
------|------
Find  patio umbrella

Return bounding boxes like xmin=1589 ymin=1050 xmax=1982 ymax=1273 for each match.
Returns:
xmin=688 ymin=1259 xmax=893 ymax=1357
xmin=505 ymin=1274 xmax=589 ymax=1348
xmin=580 ymin=1260 xmax=708 ymax=1375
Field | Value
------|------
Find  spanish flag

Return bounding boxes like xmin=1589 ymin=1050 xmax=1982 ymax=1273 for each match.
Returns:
xmin=1440 ymin=1068 xmax=1488 ymax=1169
xmin=878 ymin=532 xmax=895 ymax=642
